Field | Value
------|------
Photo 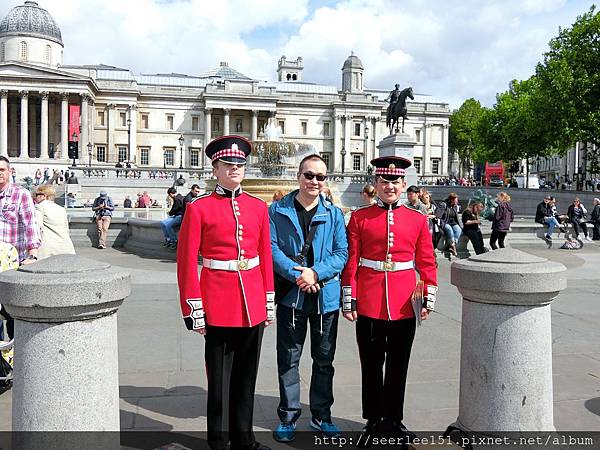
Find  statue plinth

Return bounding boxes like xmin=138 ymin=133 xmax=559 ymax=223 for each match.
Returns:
xmin=377 ymin=132 xmax=418 ymax=190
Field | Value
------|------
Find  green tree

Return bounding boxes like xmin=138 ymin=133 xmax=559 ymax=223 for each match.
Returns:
xmin=449 ymin=98 xmax=484 ymax=176
xmin=536 ymin=6 xmax=600 ymax=149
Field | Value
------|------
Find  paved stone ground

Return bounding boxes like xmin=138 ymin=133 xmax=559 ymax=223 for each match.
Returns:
xmin=1 ymin=242 xmax=599 ymax=435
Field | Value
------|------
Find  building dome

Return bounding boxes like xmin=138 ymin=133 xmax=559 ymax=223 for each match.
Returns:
xmin=0 ymin=1 xmax=63 ymax=46
xmin=342 ymin=53 xmax=363 ymax=70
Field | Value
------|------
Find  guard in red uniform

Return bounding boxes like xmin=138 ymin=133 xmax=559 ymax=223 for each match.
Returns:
xmin=341 ymin=155 xmax=438 ymax=447
xmin=177 ymin=135 xmax=275 ymax=450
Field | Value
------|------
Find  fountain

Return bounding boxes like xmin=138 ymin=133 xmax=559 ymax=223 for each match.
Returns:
xmin=206 ymin=122 xmax=314 ymax=202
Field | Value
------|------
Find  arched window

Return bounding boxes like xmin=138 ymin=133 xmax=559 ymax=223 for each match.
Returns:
xmin=45 ymin=44 xmax=52 ymax=63
xmin=292 ymin=74 xmax=297 ymax=80
xmin=286 ymin=73 xmax=291 ymax=80
xmin=20 ymin=41 xmax=28 ymax=61
xmin=0 ymin=42 xmax=5 ymax=62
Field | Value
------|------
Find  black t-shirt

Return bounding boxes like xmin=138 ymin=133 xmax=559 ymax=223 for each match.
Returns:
xmin=294 ymin=198 xmax=318 ymax=313
xmin=462 ymin=209 xmax=479 ymax=231
xmin=447 ymin=205 xmax=459 ymax=226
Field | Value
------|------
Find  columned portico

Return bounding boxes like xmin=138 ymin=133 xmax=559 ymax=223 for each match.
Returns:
xmin=40 ymin=91 xmax=49 ymax=159
xmin=20 ymin=91 xmax=28 ymax=158
xmin=0 ymin=90 xmax=7 ymax=157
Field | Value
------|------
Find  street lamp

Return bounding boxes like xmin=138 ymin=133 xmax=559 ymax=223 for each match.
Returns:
xmin=340 ymin=147 xmax=347 ymax=174
xmin=87 ymin=142 xmax=93 ymax=168
xmin=178 ymin=134 xmax=185 ymax=169
xmin=126 ymin=117 xmax=132 ymax=162
xmin=71 ymin=132 xmax=77 ymax=167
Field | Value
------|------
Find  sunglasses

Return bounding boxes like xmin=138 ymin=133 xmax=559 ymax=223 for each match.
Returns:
xmin=302 ymin=172 xmax=327 ymax=182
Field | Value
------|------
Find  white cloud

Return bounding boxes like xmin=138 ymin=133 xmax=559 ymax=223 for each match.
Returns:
xmin=0 ymin=0 xmax=587 ymax=108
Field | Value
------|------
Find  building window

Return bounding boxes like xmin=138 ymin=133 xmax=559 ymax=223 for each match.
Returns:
xmin=415 ymin=129 xmax=421 ymax=143
xmin=414 ymin=158 xmax=421 ymax=174
xmin=258 ymin=119 xmax=266 ymax=133
xmin=354 ymin=123 xmax=361 ymax=137
xmin=97 ymin=111 xmax=105 ymax=127
xmin=300 ymin=121 xmax=307 ymax=136
xmin=1 ymin=42 xmax=5 ymax=62
xmin=431 ymin=159 xmax=440 ymax=175
xmin=213 ymin=118 xmax=221 ymax=131
xmin=190 ymin=149 xmax=200 ymax=167
xmin=119 ymin=112 xmax=127 ymax=127
xmin=192 ymin=116 xmax=200 ymax=131
xmin=235 ymin=118 xmax=243 ymax=132
xmin=166 ymin=115 xmax=174 ymax=130
xmin=278 ymin=120 xmax=285 ymax=134
xmin=141 ymin=114 xmax=149 ymax=129
xmin=140 ymin=147 xmax=150 ymax=166
xmin=118 ymin=146 xmax=127 ymax=162
xmin=20 ymin=41 xmax=27 ymax=61
xmin=45 ymin=45 xmax=52 ymax=63
xmin=321 ymin=153 xmax=331 ymax=171
xmin=323 ymin=122 xmax=330 ymax=137
xmin=96 ymin=145 xmax=106 ymax=162
xmin=164 ymin=148 xmax=174 ymax=166
xmin=353 ymin=154 xmax=362 ymax=171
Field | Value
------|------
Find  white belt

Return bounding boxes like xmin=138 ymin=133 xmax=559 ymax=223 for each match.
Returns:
xmin=202 ymin=256 xmax=260 ymax=271
xmin=360 ymin=258 xmax=414 ymax=272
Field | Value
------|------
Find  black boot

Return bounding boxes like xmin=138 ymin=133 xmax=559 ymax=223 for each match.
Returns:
xmin=357 ymin=419 xmax=381 ymax=449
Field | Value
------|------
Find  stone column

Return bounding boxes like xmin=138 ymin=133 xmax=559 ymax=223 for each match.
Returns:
xmin=128 ymin=104 xmax=137 ymax=162
xmin=343 ymin=114 xmax=352 ymax=173
xmin=332 ymin=113 xmax=341 ymax=171
xmin=60 ymin=93 xmax=69 ymax=160
xmin=80 ymin=93 xmax=89 ymax=158
xmin=107 ymin=104 xmax=115 ymax=162
xmin=40 ymin=92 xmax=49 ymax=159
xmin=204 ymin=108 xmax=212 ymax=147
xmin=0 ymin=255 xmax=131 ymax=440
xmin=0 ymin=90 xmax=7 ymax=157
xmin=223 ymin=108 xmax=230 ymax=135
xmin=423 ymin=123 xmax=432 ymax=176
xmin=251 ymin=109 xmax=258 ymax=142
xmin=441 ymin=123 xmax=449 ymax=177
xmin=372 ymin=117 xmax=380 ymax=160
xmin=448 ymin=248 xmax=566 ymax=436
xmin=20 ymin=91 xmax=28 ymax=158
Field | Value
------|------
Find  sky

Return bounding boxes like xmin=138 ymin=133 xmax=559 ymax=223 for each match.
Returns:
xmin=0 ymin=0 xmax=592 ymax=109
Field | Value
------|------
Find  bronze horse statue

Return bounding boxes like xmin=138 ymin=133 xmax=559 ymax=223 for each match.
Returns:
xmin=386 ymin=86 xmax=414 ymax=134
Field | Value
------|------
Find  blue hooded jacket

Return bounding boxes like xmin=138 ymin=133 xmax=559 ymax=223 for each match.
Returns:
xmin=269 ymin=190 xmax=348 ymax=314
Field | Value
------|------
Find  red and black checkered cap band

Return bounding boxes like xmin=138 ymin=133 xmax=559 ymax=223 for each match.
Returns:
xmin=375 ymin=167 xmax=405 ymax=176
xmin=211 ymin=149 xmax=247 ymax=162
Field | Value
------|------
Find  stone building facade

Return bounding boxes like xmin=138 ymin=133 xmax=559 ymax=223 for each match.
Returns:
xmin=0 ymin=1 xmax=451 ymax=179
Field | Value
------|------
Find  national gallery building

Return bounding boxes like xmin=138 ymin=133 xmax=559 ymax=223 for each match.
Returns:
xmin=0 ymin=1 xmax=451 ymax=178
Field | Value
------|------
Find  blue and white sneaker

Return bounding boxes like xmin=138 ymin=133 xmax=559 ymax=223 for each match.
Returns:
xmin=273 ymin=421 xmax=296 ymax=442
xmin=310 ymin=418 xmax=341 ymax=437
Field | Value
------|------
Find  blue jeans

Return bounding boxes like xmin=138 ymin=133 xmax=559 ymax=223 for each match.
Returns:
xmin=443 ymin=223 xmax=462 ymax=244
xmin=544 ymin=216 xmax=560 ymax=237
xmin=276 ymin=304 xmax=339 ymax=424
xmin=160 ymin=215 xmax=182 ymax=242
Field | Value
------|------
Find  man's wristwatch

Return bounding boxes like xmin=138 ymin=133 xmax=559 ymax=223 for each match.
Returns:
xmin=26 ymin=255 xmax=38 ymax=261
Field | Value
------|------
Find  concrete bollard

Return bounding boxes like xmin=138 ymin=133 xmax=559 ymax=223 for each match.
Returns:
xmin=448 ymin=248 xmax=566 ymax=436
xmin=0 ymin=254 xmax=130 ymax=435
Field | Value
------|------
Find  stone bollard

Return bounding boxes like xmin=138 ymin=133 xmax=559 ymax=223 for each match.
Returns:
xmin=448 ymin=248 xmax=566 ymax=437
xmin=0 ymin=254 xmax=130 ymax=440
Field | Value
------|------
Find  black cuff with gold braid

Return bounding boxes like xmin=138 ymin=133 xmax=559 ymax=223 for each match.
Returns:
xmin=342 ymin=286 xmax=356 ymax=312
xmin=266 ymin=292 xmax=275 ymax=322
xmin=185 ymin=298 xmax=205 ymax=330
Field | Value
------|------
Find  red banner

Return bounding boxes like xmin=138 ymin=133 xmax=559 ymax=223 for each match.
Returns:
xmin=69 ymin=104 xmax=80 ymax=141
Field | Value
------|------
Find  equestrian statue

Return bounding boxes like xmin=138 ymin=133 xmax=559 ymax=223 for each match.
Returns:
xmin=385 ymin=85 xmax=414 ymax=134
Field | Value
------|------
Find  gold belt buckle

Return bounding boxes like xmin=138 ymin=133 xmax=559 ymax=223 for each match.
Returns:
xmin=383 ymin=261 xmax=394 ymax=271
xmin=237 ymin=259 xmax=248 ymax=270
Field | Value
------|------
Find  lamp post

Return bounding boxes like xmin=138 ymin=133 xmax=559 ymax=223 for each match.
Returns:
xmin=71 ymin=132 xmax=77 ymax=167
xmin=126 ymin=117 xmax=132 ymax=163
xmin=178 ymin=134 xmax=184 ymax=169
xmin=87 ymin=142 xmax=92 ymax=168
xmin=340 ymin=147 xmax=347 ymax=174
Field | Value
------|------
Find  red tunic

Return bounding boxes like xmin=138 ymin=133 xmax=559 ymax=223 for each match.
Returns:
xmin=342 ymin=203 xmax=437 ymax=320
xmin=177 ymin=190 xmax=274 ymax=327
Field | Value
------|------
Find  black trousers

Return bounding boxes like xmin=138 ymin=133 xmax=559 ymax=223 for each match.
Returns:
xmin=489 ymin=230 xmax=507 ymax=249
xmin=463 ymin=229 xmax=485 ymax=254
xmin=204 ymin=324 xmax=264 ymax=450
xmin=571 ymin=220 xmax=588 ymax=237
xmin=356 ymin=316 xmax=416 ymax=422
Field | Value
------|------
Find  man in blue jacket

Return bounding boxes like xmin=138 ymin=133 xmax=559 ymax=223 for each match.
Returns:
xmin=269 ymin=154 xmax=348 ymax=442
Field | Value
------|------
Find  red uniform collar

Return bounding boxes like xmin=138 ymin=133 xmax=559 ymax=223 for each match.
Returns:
xmin=215 ymin=184 xmax=243 ymax=198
